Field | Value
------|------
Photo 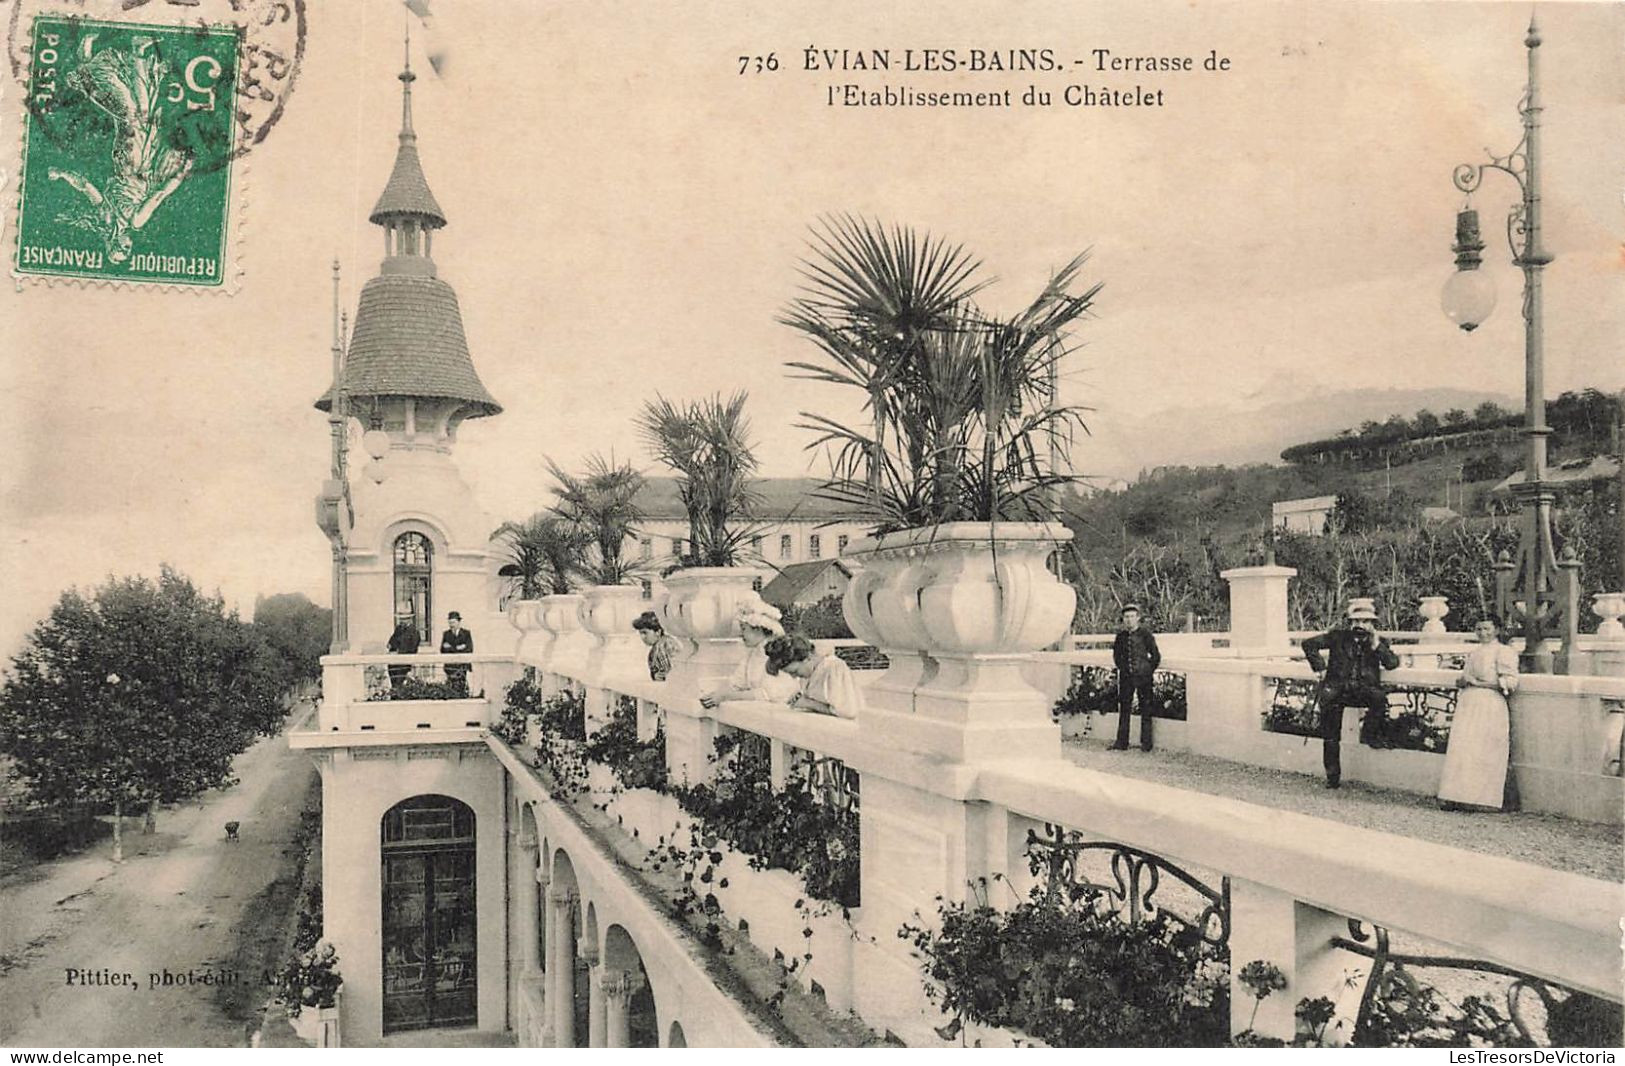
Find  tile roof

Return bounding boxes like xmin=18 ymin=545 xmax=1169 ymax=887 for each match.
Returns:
xmin=369 ymin=140 xmax=446 ymax=227
xmin=759 ymin=559 xmax=854 ymax=609
xmin=631 ymin=477 xmax=852 ymax=520
xmin=314 ymin=274 xmax=500 ymax=416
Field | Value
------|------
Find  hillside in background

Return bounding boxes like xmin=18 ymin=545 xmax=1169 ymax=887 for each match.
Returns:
xmin=1060 ymin=386 xmax=1621 ymax=633
xmin=1087 ymin=386 xmax=1520 ymax=478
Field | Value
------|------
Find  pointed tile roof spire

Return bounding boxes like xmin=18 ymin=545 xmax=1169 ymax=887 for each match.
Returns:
xmin=369 ymin=25 xmax=446 ymax=228
xmin=317 ymin=37 xmax=499 ymax=420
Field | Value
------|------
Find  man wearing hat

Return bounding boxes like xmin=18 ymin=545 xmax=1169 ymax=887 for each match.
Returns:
xmin=1111 ymin=604 xmax=1162 ymax=751
xmin=386 ymin=615 xmax=421 ymax=691
xmin=1302 ymin=599 xmax=1400 ymax=788
xmin=440 ymin=611 xmax=474 ymax=696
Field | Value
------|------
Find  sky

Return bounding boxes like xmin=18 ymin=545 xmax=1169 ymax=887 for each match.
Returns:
xmin=1 ymin=0 xmax=1622 ymax=659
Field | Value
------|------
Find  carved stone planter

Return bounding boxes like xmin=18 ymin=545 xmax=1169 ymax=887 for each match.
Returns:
xmin=657 ymin=567 xmax=767 ymax=696
xmin=1418 ymin=595 xmax=1450 ymax=639
xmin=538 ymin=594 xmax=591 ymax=677
xmin=580 ymin=584 xmax=649 ymax=680
xmin=507 ymin=598 xmax=548 ymax=662
xmin=1592 ymin=592 xmax=1625 ymax=639
xmin=846 ymin=522 xmax=1075 ymax=761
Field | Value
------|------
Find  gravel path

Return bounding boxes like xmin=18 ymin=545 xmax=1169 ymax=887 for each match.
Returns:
xmin=1061 ymin=738 xmax=1623 ymax=883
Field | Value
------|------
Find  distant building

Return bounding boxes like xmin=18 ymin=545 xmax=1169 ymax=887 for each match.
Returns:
xmin=625 ymin=477 xmax=870 ymax=577
xmin=1272 ymin=495 xmax=1338 ymax=535
xmin=758 ymin=559 xmax=854 ymax=610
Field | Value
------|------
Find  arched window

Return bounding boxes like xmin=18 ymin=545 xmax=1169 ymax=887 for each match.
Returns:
xmin=394 ymin=532 xmax=433 ymax=643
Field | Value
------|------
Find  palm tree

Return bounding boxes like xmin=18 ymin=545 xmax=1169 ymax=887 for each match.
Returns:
xmin=491 ymin=513 xmax=591 ymax=599
xmin=545 ymin=455 xmax=645 ymax=585
xmin=781 ymin=215 xmax=1099 ymax=532
xmin=637 ymin=392 xmax=762 ymax=567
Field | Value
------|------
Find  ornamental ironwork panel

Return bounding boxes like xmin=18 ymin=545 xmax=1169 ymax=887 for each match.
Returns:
xmin=1333 ymin=919 xmax=1621 ymax=1047
xmin=1024 ymin=824 xmax=1229 ymax=951
xmin=793 ymin=750 xmax=860 ymax=814
xmin=1053 ymin=665 xmax=1188 ymax=721
xmin=1262 ymin=677 xmax=1459 ymax=753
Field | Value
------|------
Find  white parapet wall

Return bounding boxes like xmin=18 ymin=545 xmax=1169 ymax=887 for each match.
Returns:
xmin=512 ymin=615 xmax=1623 ymax=1047
xmin=1035 ymin=649 xmax=1625 ymax=824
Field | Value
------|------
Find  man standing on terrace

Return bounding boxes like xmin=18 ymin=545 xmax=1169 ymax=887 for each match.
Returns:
xmin=1111 ymin=604 xmax=1161 ymax=752
xmin=1303 ymin=599 xmax=1400 ymax=789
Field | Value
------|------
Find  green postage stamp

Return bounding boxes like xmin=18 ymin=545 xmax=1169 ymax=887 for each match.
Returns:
xmin=14 ymin=16 xmax=239 ymax=287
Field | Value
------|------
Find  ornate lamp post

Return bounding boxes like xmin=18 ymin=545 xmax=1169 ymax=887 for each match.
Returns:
xmin=1440 ymin=16 xmax=1571 ymax=673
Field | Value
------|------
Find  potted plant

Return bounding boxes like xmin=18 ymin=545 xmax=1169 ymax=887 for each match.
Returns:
xmin=781 ymin=215 xmax=1097 ymax=757
xmin=546 ymin=455 xmax=646 ymax=678
xmin=636 ymin=392 xmax=768 ymax=692
xmin=493 ymin=512 xmax=591 ymax=661
xmin=276 ymin=941 xmax=343 ymax=1044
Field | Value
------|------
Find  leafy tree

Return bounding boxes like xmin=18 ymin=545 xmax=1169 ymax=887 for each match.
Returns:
xmin=1473 ymin=401 xmax=1510 ymax=427
xmin=0 ymin=567 xmax=285 ymax=860
xmin=1443 ymin=408 xmax=1470 ymax=428
xmin=780 ymin=594 xmax=854 ymax=639
xmin=253 ymin=592 xmax=332 ymax=685
xmin=1411 ymin=409 xmax=1441 ymax=437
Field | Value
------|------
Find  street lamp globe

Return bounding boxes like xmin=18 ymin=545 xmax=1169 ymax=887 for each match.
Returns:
xmin=363 ymin=428 xmax=391 ymax=461
xmin=365 ymin=459 xmax=389 ymax=485
xmin=1441 ymin=267 xmax=1497 ymax=332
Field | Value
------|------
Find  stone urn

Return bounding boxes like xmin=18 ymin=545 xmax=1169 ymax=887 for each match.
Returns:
xmin=506 ymin=598 xmax=548 ymax=662
xmin=657 ymin=567 xmax=767 ymax=696
xmin=847 ymin=522 xmax=1075 ymax=760
xmin=1592 ymin=592 xmax=1625 ymax=640
xmin=1418 ymin=596 xmax=1450 ymax=639
xmin=537 ymin=593 xmax=591 ymax=677
xmin=580 ymin=584 xmax=649 ymax=679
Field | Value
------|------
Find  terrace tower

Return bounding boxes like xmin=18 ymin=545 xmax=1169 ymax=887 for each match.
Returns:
xmin=315 ymin=41 xmax=504 ymax=652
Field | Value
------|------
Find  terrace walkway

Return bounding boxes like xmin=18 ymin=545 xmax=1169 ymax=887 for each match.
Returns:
xmin=1061 ymin=736 xmax=1624 ymax=882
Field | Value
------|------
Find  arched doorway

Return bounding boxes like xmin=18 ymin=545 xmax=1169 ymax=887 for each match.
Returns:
xmin=381 ymin=795 xmax=477 ymax=1033
xmin=393 ymin=532 xmax=434 ymax=643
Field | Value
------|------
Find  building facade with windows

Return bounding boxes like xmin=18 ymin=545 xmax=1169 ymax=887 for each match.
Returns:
xmin=624 ymin=477 xmax=872 ymax=574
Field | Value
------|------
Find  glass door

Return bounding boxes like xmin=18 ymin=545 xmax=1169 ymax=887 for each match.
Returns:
xmin=381 ymin=797 xmax=476 ymax=1034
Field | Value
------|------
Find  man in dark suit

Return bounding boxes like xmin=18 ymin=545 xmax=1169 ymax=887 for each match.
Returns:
xmin=1110 ymin=604 xmax=1161 ymax=752
xmin=440 ymin=611 xmax=474 ymax=696
xmin=387 ymin=616 xmax=420 ymax=691
xmin=1302 ymin=599 xmax=1400 ymax=789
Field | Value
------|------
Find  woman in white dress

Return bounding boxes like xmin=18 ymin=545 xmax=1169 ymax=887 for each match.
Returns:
xmin=763 ymin=635 xmax=865 ymax=720
xmin=698 ymin=603 xmax=799 ymax=708
xmin=1437 ymin=615 xmax=1518 ymax=811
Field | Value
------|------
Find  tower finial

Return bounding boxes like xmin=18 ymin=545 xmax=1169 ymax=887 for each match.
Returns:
xmin=398 ymin=22 xmax=416 ymax=140
xmin=331 ymin=257 xmax=342 ymax=358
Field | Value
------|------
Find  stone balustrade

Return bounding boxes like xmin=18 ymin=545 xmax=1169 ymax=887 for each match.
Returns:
xmin=1034 ymin=649 xmax=1625 ymax=823
xmin=512 ymin=598 xmax=1621 ymax=1047
xmin=316 ymin=652 xmax=518 ymax=732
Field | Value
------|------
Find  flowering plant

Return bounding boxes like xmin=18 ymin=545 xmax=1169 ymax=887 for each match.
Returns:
xmin=275 ymin=941 xmax=342 ymax=1017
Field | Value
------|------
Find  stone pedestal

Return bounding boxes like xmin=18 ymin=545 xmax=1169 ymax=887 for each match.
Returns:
xmin=1221 ymin=565 xmax=1298 ymax=657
